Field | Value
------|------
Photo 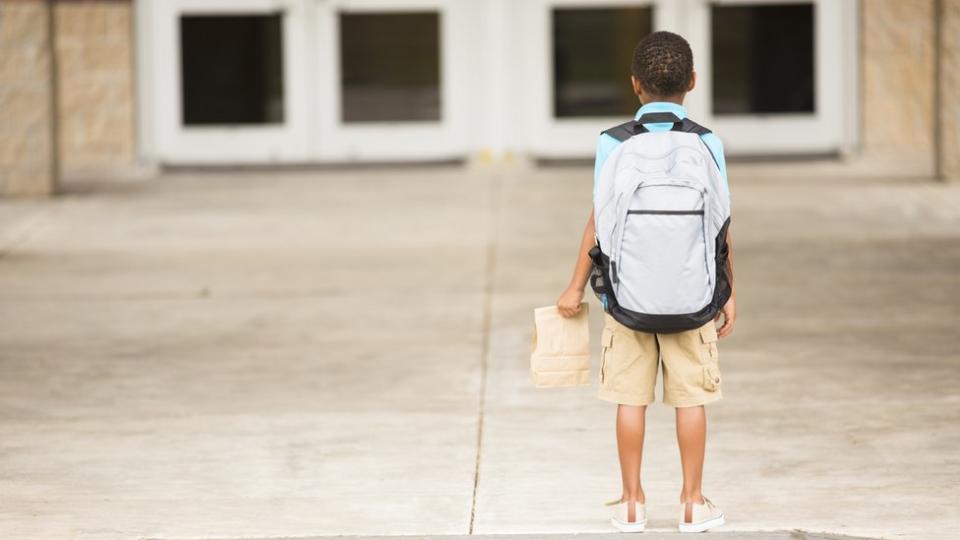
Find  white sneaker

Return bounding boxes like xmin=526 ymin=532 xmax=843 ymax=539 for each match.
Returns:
xmin=606 ymin=498 xmax=647 ymax=532
xmin=678 ymin=496 xmax=725 ymax=532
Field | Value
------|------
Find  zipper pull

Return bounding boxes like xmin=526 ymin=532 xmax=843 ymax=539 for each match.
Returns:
xmin=610 ymin=261 xmax=619 ymax=284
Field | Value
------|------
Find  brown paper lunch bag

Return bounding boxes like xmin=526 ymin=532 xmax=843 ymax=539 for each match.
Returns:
xmin=530 ymin=303 xmax=591 ymax=387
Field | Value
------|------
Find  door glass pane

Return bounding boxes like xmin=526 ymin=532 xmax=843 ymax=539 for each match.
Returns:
xmin=711 ymin=3 xmax=815 ymax=115
xmin=180 ymin=14 xmax=284 ymax=126
xmin=340 ymin=12 xmax=441 ymax=123
xmin=552 ymin=7 xmax=652 ymax=118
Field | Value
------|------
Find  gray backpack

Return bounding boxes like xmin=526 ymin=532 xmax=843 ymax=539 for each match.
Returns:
xmin=590 ymin=112 xmax=731 ymax=333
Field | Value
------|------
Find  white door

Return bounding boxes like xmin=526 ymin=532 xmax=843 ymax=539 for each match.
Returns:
xmin=515 ymin=0 xmax=659 ymax=158
xmin=312 ymin=0 xmax=470 ymax=162
xmin=141 ymin=0 xmax=311 ymax=164
xmin=518 ymin=0 xmax=856 ymax=158
xmin=683 ymin=0 xmax=854 ymax=155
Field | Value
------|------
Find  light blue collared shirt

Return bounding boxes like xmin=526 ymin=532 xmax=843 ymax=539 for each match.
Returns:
xmin=593 ymin=102 xmax=728 ymax=199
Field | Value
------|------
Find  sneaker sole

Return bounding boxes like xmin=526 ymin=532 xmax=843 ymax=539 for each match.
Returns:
xmin=678 ymin=513 xmax=725 ymax=533
xmin=611 ymin=517 xmax=647 ymax=532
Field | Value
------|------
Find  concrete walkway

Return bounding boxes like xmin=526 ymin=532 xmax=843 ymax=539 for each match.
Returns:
xmin=0 ymin=166 xmax=958 ymax=540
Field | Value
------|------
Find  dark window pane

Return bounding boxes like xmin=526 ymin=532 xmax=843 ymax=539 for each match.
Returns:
xmin=340 ymin=12 xmax=441 ymax=123
xmin=553 ymin=7 xmax=652 ymax=118
xmin=180 ymin=14 xmax=284 ymax=126
xmin=711 ymin=3 xmax=815 ymax=115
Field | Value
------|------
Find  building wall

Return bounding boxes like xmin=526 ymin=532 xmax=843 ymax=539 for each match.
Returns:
xmin=0 ymin=0 xmax=135 ymax=197
xmin=0 ymin=0 xmax=957 ymax=197
xmin=0 ymin=1 xmax=56 ymax=197
xmin=860 ymin=0 xmax=937 ymax=176
xmin=54 ymin=0 xmax=136 ymax=179
xmin=941 ymin=0 xmax=960 ymax=180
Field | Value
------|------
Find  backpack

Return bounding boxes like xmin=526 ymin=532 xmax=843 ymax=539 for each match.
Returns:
xmin=589 ymin=111 xmax=731 ymax=334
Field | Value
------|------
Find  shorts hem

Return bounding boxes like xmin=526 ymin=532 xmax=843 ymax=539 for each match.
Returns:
xmin=664 ymin=391 xmax=723 ymax=408
xmin=597 ymin=387 xmax=655 ymax=407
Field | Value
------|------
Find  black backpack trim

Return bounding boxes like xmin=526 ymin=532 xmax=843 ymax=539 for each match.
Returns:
xmin=589 ymin=217 xmax=732 ymax=334
xmin=602 ymin=112 xmax=713 ymax=140
xmin=601 ymin=119 xmax=638 ymax=142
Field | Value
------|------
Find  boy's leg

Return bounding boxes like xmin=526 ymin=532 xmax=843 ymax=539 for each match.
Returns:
xmin=658 ymin=321 xmax=722 ymax=511
xmin=676 ymin=405 xmax=706 ymax=507
xmin=597 ymin=314 xmax=659 ymax=522
xmin=616 ymin=404 xmax=647 ymax=513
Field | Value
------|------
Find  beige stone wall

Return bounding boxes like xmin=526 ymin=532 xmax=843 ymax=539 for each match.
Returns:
xmin=1 ymin=0 xmax=957 ymax=194
xmin=941 ymin=0 xmax=960 ymax=181
xmin=860 ymin=0 xmax=937 ymax=176
xmin=0 ymin=1 xmax=56 ymax=197
xmin=0 ymin=0 xmax=134 ymax=197
xmin=54 ymin=1 xmax=135 ymax=179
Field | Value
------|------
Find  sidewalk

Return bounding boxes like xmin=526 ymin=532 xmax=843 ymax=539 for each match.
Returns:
xmin=0 ymin=166 xmax=958 ymax=539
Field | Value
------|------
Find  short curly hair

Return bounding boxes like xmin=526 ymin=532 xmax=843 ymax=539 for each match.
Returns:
xmin=631 ymin=31 xmax=694 ymax=97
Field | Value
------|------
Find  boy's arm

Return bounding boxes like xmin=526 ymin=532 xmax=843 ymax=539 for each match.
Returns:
xmin=556 ymin=209 xmax=596 ymax=318
xmin=557 ymin=133 xmax=615 ymax=318
xmin=716 ymin=227 xmax=736 ymax=337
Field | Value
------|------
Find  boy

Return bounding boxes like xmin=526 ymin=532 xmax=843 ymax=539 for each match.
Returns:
xmin=556 ymin=31 xmax=735 ymax=533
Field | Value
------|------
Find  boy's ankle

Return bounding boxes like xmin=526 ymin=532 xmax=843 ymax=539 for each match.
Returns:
xmin=679 ymin=493 xmax=705 ymax=504
xmin=621 ymin=491 xmax=646 ymax=503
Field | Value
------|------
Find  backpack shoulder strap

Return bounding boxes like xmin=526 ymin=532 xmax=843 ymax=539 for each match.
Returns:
xmin=671 ymin=118 xmax=712 ymax=136
xmin=672 ymin=118 xmax=720 ymax=170
xmin=600 ymin=120 xmax=638 ymax=142
xmin=601 ymin=116 xmax=714 ymax=143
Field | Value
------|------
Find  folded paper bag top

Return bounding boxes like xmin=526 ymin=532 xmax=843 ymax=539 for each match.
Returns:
xmin=530 ymin=303 xmax=591 ymax=388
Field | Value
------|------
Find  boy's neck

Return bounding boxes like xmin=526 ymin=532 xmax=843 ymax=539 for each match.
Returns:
xmin=641 ymin=95 xmax=685 ymax=106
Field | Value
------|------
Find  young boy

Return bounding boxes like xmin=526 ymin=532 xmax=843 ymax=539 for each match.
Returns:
xmin=556 ymin=31 xmax=736 ymax=533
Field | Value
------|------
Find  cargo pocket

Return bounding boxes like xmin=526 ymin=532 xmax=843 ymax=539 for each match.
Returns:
xmin=600 ymin=327 xmax=614 ymax=384
xmin=699 ymin=323 xmax=719 ymax=361
xmin=703 ymin=365 xmax=721 ymax=392
xmin=699 ymin=324 xmax=721 ymax=392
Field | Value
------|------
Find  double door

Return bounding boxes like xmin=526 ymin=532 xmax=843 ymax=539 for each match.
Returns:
xmin=521 ymin=0 xmax=855 ymax=157
xmin=139 ymin=0 xmax=471 ymax=164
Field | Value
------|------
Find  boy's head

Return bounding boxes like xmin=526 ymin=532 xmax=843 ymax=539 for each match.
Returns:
xmin=631 ymin=31 xmax=695 ymax=104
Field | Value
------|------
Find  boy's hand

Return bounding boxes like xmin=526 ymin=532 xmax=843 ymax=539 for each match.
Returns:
xmin=716 ymin=297 xmax=736 ymax=338
xmin=556 ymin=287 xmax=584 ymax=318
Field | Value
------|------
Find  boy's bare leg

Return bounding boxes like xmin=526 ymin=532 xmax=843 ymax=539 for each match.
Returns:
xmin=676 ymin=405 xmax=707 ymax=511
xmin=616 ymin=404 xmax=647 ymax=521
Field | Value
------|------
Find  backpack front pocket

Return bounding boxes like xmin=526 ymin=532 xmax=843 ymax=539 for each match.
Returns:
xmin=615 ymin=184 xmax=712 ymax=315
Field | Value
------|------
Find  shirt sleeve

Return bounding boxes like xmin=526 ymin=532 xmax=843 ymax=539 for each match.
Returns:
xmin=699 ymin=132 xmax=729 ymax=200
xmin=593 ymin=133 xmax=621 ymax=200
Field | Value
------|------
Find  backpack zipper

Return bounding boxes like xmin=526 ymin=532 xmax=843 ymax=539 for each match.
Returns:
xmin=627 ymin=209 xmax=704 ymax=215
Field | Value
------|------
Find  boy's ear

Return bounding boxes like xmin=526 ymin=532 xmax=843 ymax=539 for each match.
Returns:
xmin=631 ymin=76 xmax=643 ymax=97
xmin=688 ymin=71 xmax=697 ymax=92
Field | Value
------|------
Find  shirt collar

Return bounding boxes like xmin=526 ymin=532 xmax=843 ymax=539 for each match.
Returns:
xmin=634 ymin=101 xmax=687 ymax=120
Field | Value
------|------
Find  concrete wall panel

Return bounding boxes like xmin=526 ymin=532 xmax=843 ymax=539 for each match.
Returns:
xmin=54 ymin=1 xmax=135 ymax=179
xmin=940 ymin=0 xmax=960 ymax=180
xmin=860 ymin=0 xmax=937 ymax=176
xmin=0 ymin=1 xmax=55 ymax=196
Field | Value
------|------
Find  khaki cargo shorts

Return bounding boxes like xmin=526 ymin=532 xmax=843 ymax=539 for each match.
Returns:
xmin=598 ymin=313 xmax=722 ymax=408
